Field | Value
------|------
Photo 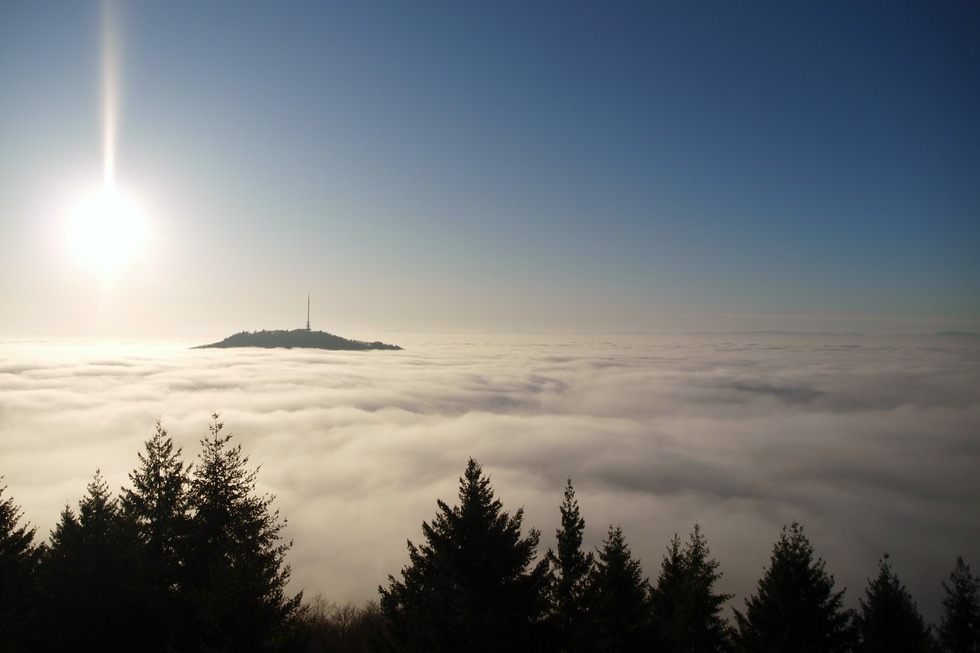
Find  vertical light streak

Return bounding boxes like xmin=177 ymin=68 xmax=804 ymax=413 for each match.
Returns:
xmin=101 ymin=0 xmax=118 ymax=192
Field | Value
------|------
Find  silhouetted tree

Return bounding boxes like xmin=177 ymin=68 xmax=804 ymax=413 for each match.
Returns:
xmin=939 ymin=557 xmax=980 ymax=653
xmin=656 ymin=533 xmax=688 ymax=648
xmin=379 ymin=458 xmax=550 ymax=652
xmin=184 ymin=413 xmax=301 ymax=653
xmin=546 ymin=478 xmax=595 ymax=653
xmin=586 ymin=525 xmax=655 ymax=653
xmin=36 ymin=471 xmax=142 ymax=653
xmin=120 ymin=420 xmax=193 ymax=651
xmin=857 ymin=553 xmax=932 ymax=651
xmin=0 ymin=481 xmax=40 ymax=653
xmin=734 ymin=522 xmax=855 ymax=653
xmin=653 ymin=524 xmax=733 ymax=652
xmin=299 ymin=596 xmax=385 ymax=653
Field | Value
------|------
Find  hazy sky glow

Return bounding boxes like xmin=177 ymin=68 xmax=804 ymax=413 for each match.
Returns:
xmin=1 ymin=1 xmax=978 ymax=335
xmin=1 ymin=333 xmax=978 ymax=624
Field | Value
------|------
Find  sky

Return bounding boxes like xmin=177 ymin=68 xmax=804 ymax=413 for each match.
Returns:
xmin=1 ymin=1 xmax=978 ymax=336
xmin=2 ymin=333 xmax=978 ymax=625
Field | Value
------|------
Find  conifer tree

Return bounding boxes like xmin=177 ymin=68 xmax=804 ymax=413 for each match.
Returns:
xmin=939 ymin=557 xmax=980 ymax=653
xmin=586 ymin=525 xmax=655 ymax=653
xmin=545 ymin=478 xmax=595 ymax=653
xmin=653 ymin=524 xmax=733 ymax=652
xmin=121 ymin=420 xmax=191 ymax=576
xmin=185 ymin=413 xmax=301 ymax=653
xmin=0 ymin=481 xmax=40 ymax=653
xmin=734 ymin=521 xmax=855 ymax=653
xmin=857 ymin=553 xmax=933 ymax=652
xmin=379 ymin=458 xmax=550 ymax=652
xmin=119 ymin=420 xmax=193 ymax=650
xmin=37 ymin=470 xmax=142 ymax=652
xmin=655 ymin=533 xmax=688 ymax=647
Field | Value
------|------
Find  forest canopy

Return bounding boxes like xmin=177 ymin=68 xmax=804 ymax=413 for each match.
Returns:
xmin=1 ymin=418 xmax=977 ymax=652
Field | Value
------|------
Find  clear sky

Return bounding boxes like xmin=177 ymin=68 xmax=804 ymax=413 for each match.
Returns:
xmin=2 ymin=1 xmax=978 ymax=336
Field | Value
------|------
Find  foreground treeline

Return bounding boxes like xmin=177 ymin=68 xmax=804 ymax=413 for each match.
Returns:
xmin=1 ymin=421 xmax=979 ymax=653
xmin=377 ymin=459 xmax=978 ymax=653
xmin=0 ymin=415 xmax=301 ymax=653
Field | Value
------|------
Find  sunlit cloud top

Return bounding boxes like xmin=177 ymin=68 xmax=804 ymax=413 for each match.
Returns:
xmin=1 ymin=333 xmax=977 ymax=624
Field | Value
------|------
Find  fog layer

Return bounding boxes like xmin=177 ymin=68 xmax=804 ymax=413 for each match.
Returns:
xmin=1 ymin=332 xmax=977 ymax=623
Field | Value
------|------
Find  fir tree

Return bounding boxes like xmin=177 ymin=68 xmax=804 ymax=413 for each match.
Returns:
xmin=586 ymin=525 xmax=655 ymax=653
xmin=545 ymin=478 xmax=595 ymax=653
xmin=36 ymin=471 xmax=142 ymax=652
xmin=185 ymin=413 xmax=301 ymax=653
xmin=119 ymin=420 xmax=193 ymax=651
xmin=655 ymin=533 xmax=688 ymax=648
xmin=939 ymin=557 xmax=980 ymax=653
xmin=0 ymin=481 xmax=40 ymax=653
xmin=379 ymin=458 xmax=550 ymax=653
xmin=653 ymin=524 xmax=734 ymax=652
xmin=121 ymin=420 xmax=191 ymax=577
xmin=857 ymin=553 xmax=933 ymax=652
xmin=734 ymin=521 xmax=855 ymax=653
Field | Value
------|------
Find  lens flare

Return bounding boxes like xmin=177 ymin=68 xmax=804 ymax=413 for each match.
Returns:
xmin=102 ymin=0 xmax=118 ymax=191
xmin=63 ymin=1 xmax=149 ymax=284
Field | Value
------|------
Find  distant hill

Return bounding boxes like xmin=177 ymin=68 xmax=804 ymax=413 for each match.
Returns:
xmin=194 ymin=329 xmax=402 ymax=351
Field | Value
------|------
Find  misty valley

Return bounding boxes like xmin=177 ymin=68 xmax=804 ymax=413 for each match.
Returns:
xmin=1 ymin=333 xmax=978 ymax=652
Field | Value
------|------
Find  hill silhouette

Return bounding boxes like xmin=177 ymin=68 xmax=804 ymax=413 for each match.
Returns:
xmin=194 ymin=329 xmax=402 ymax=351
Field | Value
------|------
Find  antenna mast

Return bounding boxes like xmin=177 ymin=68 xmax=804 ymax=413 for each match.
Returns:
xmin=306 ymin=293 xmax=311 ymax=331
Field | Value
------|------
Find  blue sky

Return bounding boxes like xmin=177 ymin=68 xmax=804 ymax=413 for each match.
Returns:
xmin=1 ymin=1 xmax=978 ymax=335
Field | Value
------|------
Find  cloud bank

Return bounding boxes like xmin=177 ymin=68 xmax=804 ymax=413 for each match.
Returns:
xmin=1 ymin=332 xmax=977 ymax=623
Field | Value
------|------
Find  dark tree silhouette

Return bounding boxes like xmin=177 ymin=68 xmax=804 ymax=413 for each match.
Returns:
xmin=586 ymin=525 xmax=655 ymax=653
xmin=0 ymin=481 xmax=40 ymax=653
xmin=545 ymin=478 xmax=595 ymax=653
xmin=656 ymin=533 xmax=688 ymax=648
xmin=36 ymin=470 xmax=142 ymax=653
xmin=379 ymin=458 xmax=550 ymax=652
xmin=184 ymin=413 xmax=301 ymax=653
xmin=298 ymin=597 xmax=385 ymax=653
xmin=939 ymin=557 xmax=980 ymax=653
xmin=734 ymin=522 xmax=855 ymax=653
xmin=119 ymin=420 xmax=193 ymax=651
xmin=653 ymin=524 xmax=733 ymax=652
xmin=857 ymin=553 xmax=933 ymax=652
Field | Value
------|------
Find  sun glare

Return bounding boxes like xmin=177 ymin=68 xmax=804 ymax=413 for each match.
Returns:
xmin=60 ymin=2 xmax=150 ymax=284
xmin=67 ymin=188 xmax=147 ymax=279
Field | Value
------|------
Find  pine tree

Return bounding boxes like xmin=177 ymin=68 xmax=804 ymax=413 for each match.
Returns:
xmin=119 ymin=420 xmax=193 ymax=650
xmin=0 ymin=481 xmax=40 ymax=653
xmin=185 ymin=413 xmax=301 ymax=653
xmin=653 ymin=524 xmax=733 ymax=652
xmin=586 ymin=525 xmax=655 ymax=653
xmin=857 ymin=553 xmax=933 ymax=652
xmin=36 ymin=470 xmax=143 ymax=652
xmin=545 ymin=478 xmax=595 ymax=653
xmin=379 ymin=458 xmax=550 ymax=653
xmin=121 ymin=420 xmax=191 ymax=576
xmin=939 ymin=557 xmax=980 ymax=653
xmin=655 ymin=533 xmax=688 ymax=648
xmin=734 ymin=521 xmax=855 ymax=653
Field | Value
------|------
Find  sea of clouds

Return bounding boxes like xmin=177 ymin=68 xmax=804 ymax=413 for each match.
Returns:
xmin=1 ymin=331 xmax=978 ymax=623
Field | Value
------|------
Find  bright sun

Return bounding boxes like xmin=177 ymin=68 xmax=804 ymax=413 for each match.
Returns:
xmin=67 ymin=187 xmax=147 ymax=279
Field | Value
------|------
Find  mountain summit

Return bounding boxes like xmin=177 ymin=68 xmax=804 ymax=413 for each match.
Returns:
xmin=194 ymin=329 xmax=402 ymax=351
